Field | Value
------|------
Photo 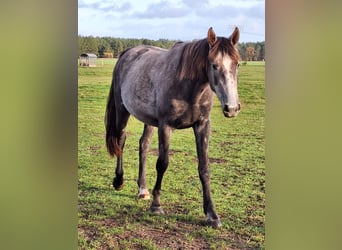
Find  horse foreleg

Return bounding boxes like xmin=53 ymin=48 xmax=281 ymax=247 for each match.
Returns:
xmin=137 ymin=124 xmax=154 ymax=200
xmin=193 ymin=119 xmax=222 ymax=228
xmin=150 ymin=124 xmax=172 ymax=214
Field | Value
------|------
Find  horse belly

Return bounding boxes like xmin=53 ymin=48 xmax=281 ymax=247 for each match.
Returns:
xmin=121 ymin=81 xmax=158 ymax=126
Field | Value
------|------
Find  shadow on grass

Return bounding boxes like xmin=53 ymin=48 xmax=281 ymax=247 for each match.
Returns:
xmin=107 ymin=202 xmax=206 ymax=228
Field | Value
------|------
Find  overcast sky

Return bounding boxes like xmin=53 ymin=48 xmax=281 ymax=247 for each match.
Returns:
xmin=78 ymin=0 xmax=265 ymax=42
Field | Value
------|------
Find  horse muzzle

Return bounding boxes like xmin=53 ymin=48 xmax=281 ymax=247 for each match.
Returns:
xmin=223 ymin=103 xmax=241 ymax=118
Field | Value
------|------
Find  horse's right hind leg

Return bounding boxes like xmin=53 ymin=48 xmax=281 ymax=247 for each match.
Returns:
xmin=137 ymin=124 xmax=154 ymax=200
xmin=112 ymin=130 xmax=126 ymax=190
xmin=112 ymin=108 xmax=130 ymax=191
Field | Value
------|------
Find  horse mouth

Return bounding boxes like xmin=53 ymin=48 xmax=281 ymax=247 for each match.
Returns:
xmin=223 ymin=110 xmax=239 ymax=118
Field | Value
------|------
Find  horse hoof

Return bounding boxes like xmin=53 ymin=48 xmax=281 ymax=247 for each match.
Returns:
xmin=112 ymin=177 xmax=124 ymax=190
xmin=207 ymin=218 xmax=222 ymax=229
xmin=149 ymin=206 xmax=164 ymax=215
xmin=137 ymin=188 xmax=150 ymax=200
xmin=138 ymin=193 xmax=150 ymax=200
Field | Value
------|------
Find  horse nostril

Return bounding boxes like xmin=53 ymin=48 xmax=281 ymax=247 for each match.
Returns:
xmin=224 ymin=104 xmax=240 ymax=113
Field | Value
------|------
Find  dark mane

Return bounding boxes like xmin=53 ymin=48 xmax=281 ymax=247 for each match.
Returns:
xmin=176 ymin=37 xmax=240 ymax=81
xmin=176 ymin=39 xmax=209 ymax=81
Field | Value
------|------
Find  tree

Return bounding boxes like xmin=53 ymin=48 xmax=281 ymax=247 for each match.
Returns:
xmin=78 ymin=36 xmax=265 ymax=61
xmin=78 ymin=36 xmax=98 ymax=55
xmin=258 ymin=42 xmax=265 ymax=61
xmin=245 ymin=47 xmax=255 ymax=61
xmin=97 ymin=39 xmax=112 ymax=58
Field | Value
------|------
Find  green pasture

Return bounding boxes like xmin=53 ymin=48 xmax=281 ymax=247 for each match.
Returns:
xmin=78 ymin=58 xmax=265 ymax=249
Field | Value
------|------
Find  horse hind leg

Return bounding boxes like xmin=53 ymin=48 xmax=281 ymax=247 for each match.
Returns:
xmin=112 ymin=130 xmax=126 ymax=190
xmin=112 ymin=107 xmax=130 ymax=191
xmin=137 ymin=124 xmax=154 ymax=200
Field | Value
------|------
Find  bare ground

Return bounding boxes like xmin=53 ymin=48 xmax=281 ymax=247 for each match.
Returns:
xmin=79 ymin=212 xmax=249 ymax=250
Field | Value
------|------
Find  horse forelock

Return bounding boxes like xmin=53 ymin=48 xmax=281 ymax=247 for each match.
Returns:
xmin=209 ymin=37 xmax=240 ymax=63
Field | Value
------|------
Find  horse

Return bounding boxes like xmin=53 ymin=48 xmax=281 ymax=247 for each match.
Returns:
xmin=105 ymin=27 xmax=241 ymax=228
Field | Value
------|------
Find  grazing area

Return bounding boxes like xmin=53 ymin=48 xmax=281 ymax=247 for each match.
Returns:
xmin=78 ymin=58 xmax=265 ymax=249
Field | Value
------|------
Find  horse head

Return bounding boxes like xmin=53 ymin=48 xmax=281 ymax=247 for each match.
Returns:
xmin=207 ymin=27 xmax=241 ymax=118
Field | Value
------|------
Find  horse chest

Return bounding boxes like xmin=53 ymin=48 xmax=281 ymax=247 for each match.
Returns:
xmin=166 ymin=99 xmax=208 ymax=129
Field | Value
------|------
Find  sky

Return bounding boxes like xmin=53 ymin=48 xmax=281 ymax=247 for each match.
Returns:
xmin=78 ymin=0 xmax=265 ymax=42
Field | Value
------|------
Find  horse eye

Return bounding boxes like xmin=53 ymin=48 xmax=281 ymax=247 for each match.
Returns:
xmin=212 ymin=64 xmax=218 ymax=70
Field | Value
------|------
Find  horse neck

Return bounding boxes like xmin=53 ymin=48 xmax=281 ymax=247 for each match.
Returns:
xmin=186 ymin=78 xmax=212 ymax=105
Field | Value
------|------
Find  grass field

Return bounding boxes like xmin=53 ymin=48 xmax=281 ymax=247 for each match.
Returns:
xmin=78 ymin=58 xmax=265 ymax=249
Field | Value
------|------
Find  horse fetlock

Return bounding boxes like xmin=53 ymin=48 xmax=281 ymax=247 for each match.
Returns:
xmin=206 ymin=213 xmax=222 ymax=228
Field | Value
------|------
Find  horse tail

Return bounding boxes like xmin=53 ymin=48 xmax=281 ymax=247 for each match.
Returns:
xmin=106 ymin=49 xmax=133 ymax=157
xmin=105 ymin=72 xmax=121 ymax=157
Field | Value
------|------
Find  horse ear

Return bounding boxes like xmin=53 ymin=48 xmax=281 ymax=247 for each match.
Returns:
xmin=230 ymin=27 xmax=240 ymax=46
xmin=207 ymin=27 xmax=217 ymax=47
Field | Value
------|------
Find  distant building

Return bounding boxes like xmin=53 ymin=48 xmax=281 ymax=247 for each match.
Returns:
xmin=79 ymin=53 xmax=97 ymax=67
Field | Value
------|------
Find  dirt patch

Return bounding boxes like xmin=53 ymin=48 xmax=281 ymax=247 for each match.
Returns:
xmin=114 ymin=225 xmax=206 ymax=249
xmin=89 ymin=145 xmax=102 ymax=155
xmin=79 ymin=216 xmax=247 ymax=250
xmin=209 ymin=157 xmax=228 ymax=164
xmin=79 ymin=219 xmax=208 ymax=249
xmin=150 ymin=148 xmax=186 ymax=157
xmin=220 ymin=141 xmax=237 ymax=147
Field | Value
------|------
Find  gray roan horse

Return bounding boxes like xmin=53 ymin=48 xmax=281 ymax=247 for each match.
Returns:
xmin=105 ymin=27 xmax=241 ymax=228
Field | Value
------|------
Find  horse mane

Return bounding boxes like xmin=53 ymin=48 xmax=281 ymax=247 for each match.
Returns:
xmin=176 ymin=37 xmax=240 ymax=81
xmin=176 ymin=39 xmax=209 ymax=81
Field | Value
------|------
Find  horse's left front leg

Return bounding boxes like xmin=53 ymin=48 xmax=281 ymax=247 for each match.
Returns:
xmin=150 ymin=124 xmax=172 ymax=214
xmin=193 ymin=119 xmax=222 ymax=228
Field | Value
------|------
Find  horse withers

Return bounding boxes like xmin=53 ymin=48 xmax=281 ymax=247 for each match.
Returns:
xmin=105 ymin=27 xmax=241 ymax=228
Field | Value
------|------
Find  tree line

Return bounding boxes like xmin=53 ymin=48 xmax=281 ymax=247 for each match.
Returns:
xmin=79 ymin=35 xmax=265 ymax=61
